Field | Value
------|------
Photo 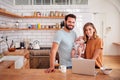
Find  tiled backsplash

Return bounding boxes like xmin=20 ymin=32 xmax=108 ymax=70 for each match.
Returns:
xmin=0 ymin=30 xmax=56 ymax=53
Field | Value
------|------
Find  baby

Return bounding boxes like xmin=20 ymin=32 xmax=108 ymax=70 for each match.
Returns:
xmin=71 ymin=37 xmax=86 ymax=58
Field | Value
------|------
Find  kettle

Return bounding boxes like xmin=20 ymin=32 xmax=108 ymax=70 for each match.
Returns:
xmin=32 ymin=40 xmax=40 ymax=49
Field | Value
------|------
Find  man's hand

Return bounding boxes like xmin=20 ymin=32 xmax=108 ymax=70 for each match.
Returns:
xmin=45 ymin=42 xmax=59 ymax=73
xmin=45 ymin=67 xmax=55 ymax=73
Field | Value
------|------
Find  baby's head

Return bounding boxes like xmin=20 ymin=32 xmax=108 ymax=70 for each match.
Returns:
xmin=75 ymin=39 xmax=84 ymax=44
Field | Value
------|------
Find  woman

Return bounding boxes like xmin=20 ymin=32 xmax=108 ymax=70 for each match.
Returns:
xmin=83 ymin=22 xmax=103 ymax=68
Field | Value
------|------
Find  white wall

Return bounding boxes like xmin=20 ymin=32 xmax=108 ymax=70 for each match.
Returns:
xmin=88 ymin=0 xmax=120 ymax=55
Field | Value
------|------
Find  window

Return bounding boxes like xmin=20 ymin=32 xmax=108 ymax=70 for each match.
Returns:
xmin=53 ymin=0 xmax=68 ymax=5
xmin=15 ymin=0 xmax=88 ymax=5
xmin=70 ymin=0 xmax=88 ymax=5
xmin=15 ymin=0 xmax=32 ymax=5
xmin=34 ymin=0 xmax=51 ymax=5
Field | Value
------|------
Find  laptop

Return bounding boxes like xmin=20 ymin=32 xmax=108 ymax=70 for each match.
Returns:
xmin=72 ymin=58 xmax=97 ymax=76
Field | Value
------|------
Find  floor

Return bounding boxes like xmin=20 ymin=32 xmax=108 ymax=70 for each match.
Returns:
xmin=103 ymin=55 xmax=120 ymax=69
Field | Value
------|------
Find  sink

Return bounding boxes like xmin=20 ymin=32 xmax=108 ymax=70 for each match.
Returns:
xmin=0 ymin=56 xmax=24 ymax=69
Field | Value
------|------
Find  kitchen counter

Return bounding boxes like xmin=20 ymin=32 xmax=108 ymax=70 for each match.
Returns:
xmin=3 ymin=49 xmax=29 ymax=59
xmin=0 ymin=69 xmax=119 ymax=80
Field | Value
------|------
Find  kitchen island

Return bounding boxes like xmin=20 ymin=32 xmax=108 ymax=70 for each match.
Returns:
xmin=0 ymin=69 xmax=120 ymax=80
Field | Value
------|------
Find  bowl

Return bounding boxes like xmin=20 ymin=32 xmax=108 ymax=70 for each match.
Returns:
xmin=8 ymin=48 xmax=16 ymax=52
xmin=101 ymin=67 xmax=112 ymax=75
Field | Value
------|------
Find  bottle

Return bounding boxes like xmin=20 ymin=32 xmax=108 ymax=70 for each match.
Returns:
xmin=34 ymin=11 xmax=37 ymax=16
xmin=38 ymin=23 xmax=41 ymax=29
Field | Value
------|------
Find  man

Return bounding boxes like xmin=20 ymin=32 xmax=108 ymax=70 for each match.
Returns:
xmin=45 ymin=14 xmax=77 ymax=73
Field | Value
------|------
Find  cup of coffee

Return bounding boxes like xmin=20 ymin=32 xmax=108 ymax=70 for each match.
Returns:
xmin=59 ymin=65 xmax=66 ymax=73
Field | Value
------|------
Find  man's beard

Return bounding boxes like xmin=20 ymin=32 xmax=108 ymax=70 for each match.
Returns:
xmin=65 ymin=24 xmax=74 ymax=30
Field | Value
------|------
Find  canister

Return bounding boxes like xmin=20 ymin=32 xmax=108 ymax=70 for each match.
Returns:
xmin=38 ymin=23 xmax=41 ymax=29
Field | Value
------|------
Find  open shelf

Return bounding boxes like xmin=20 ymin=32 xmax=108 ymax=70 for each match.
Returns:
xmin=0 ymin=9 xmax=21 ymax=18
xmin=0 ymin=9 xmax=63 ymax=31
xmin=22 ymin=16 xmax=64 ymax=19
xmin=0 ymin=28 xmax=61 ymax=31
xmin=0 ymin=9 xmax=64 ymax=19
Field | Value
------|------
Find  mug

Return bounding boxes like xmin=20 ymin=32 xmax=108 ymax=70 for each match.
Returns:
xmin=20 ymin=42 xmax=25 ymax=49
xmin=59 ymin=65 xmax=66 ymax=73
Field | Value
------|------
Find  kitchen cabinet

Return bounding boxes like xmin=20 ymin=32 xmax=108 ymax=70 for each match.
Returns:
xmin=29 ymin=50 xmax=50 ymax=69
xmin=29 ymin=47 xmax=59 ymax=69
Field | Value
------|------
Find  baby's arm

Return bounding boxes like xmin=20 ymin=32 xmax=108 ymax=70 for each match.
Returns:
xmin=77 ymin=46 xmax=82 ymax=58
xmin=81 ymin=44 xmax=86 ymax=58
xmin=71 ymin=48 xmax=76 ymax=58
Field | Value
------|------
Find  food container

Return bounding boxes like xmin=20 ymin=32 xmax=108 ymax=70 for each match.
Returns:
xmin=55 ymin=11 xmax=59 ymax=16
xmin=50 ymin=11 xmax=54 ymax=17
xmin=37 ymin=12 xmax=41 ymax=17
